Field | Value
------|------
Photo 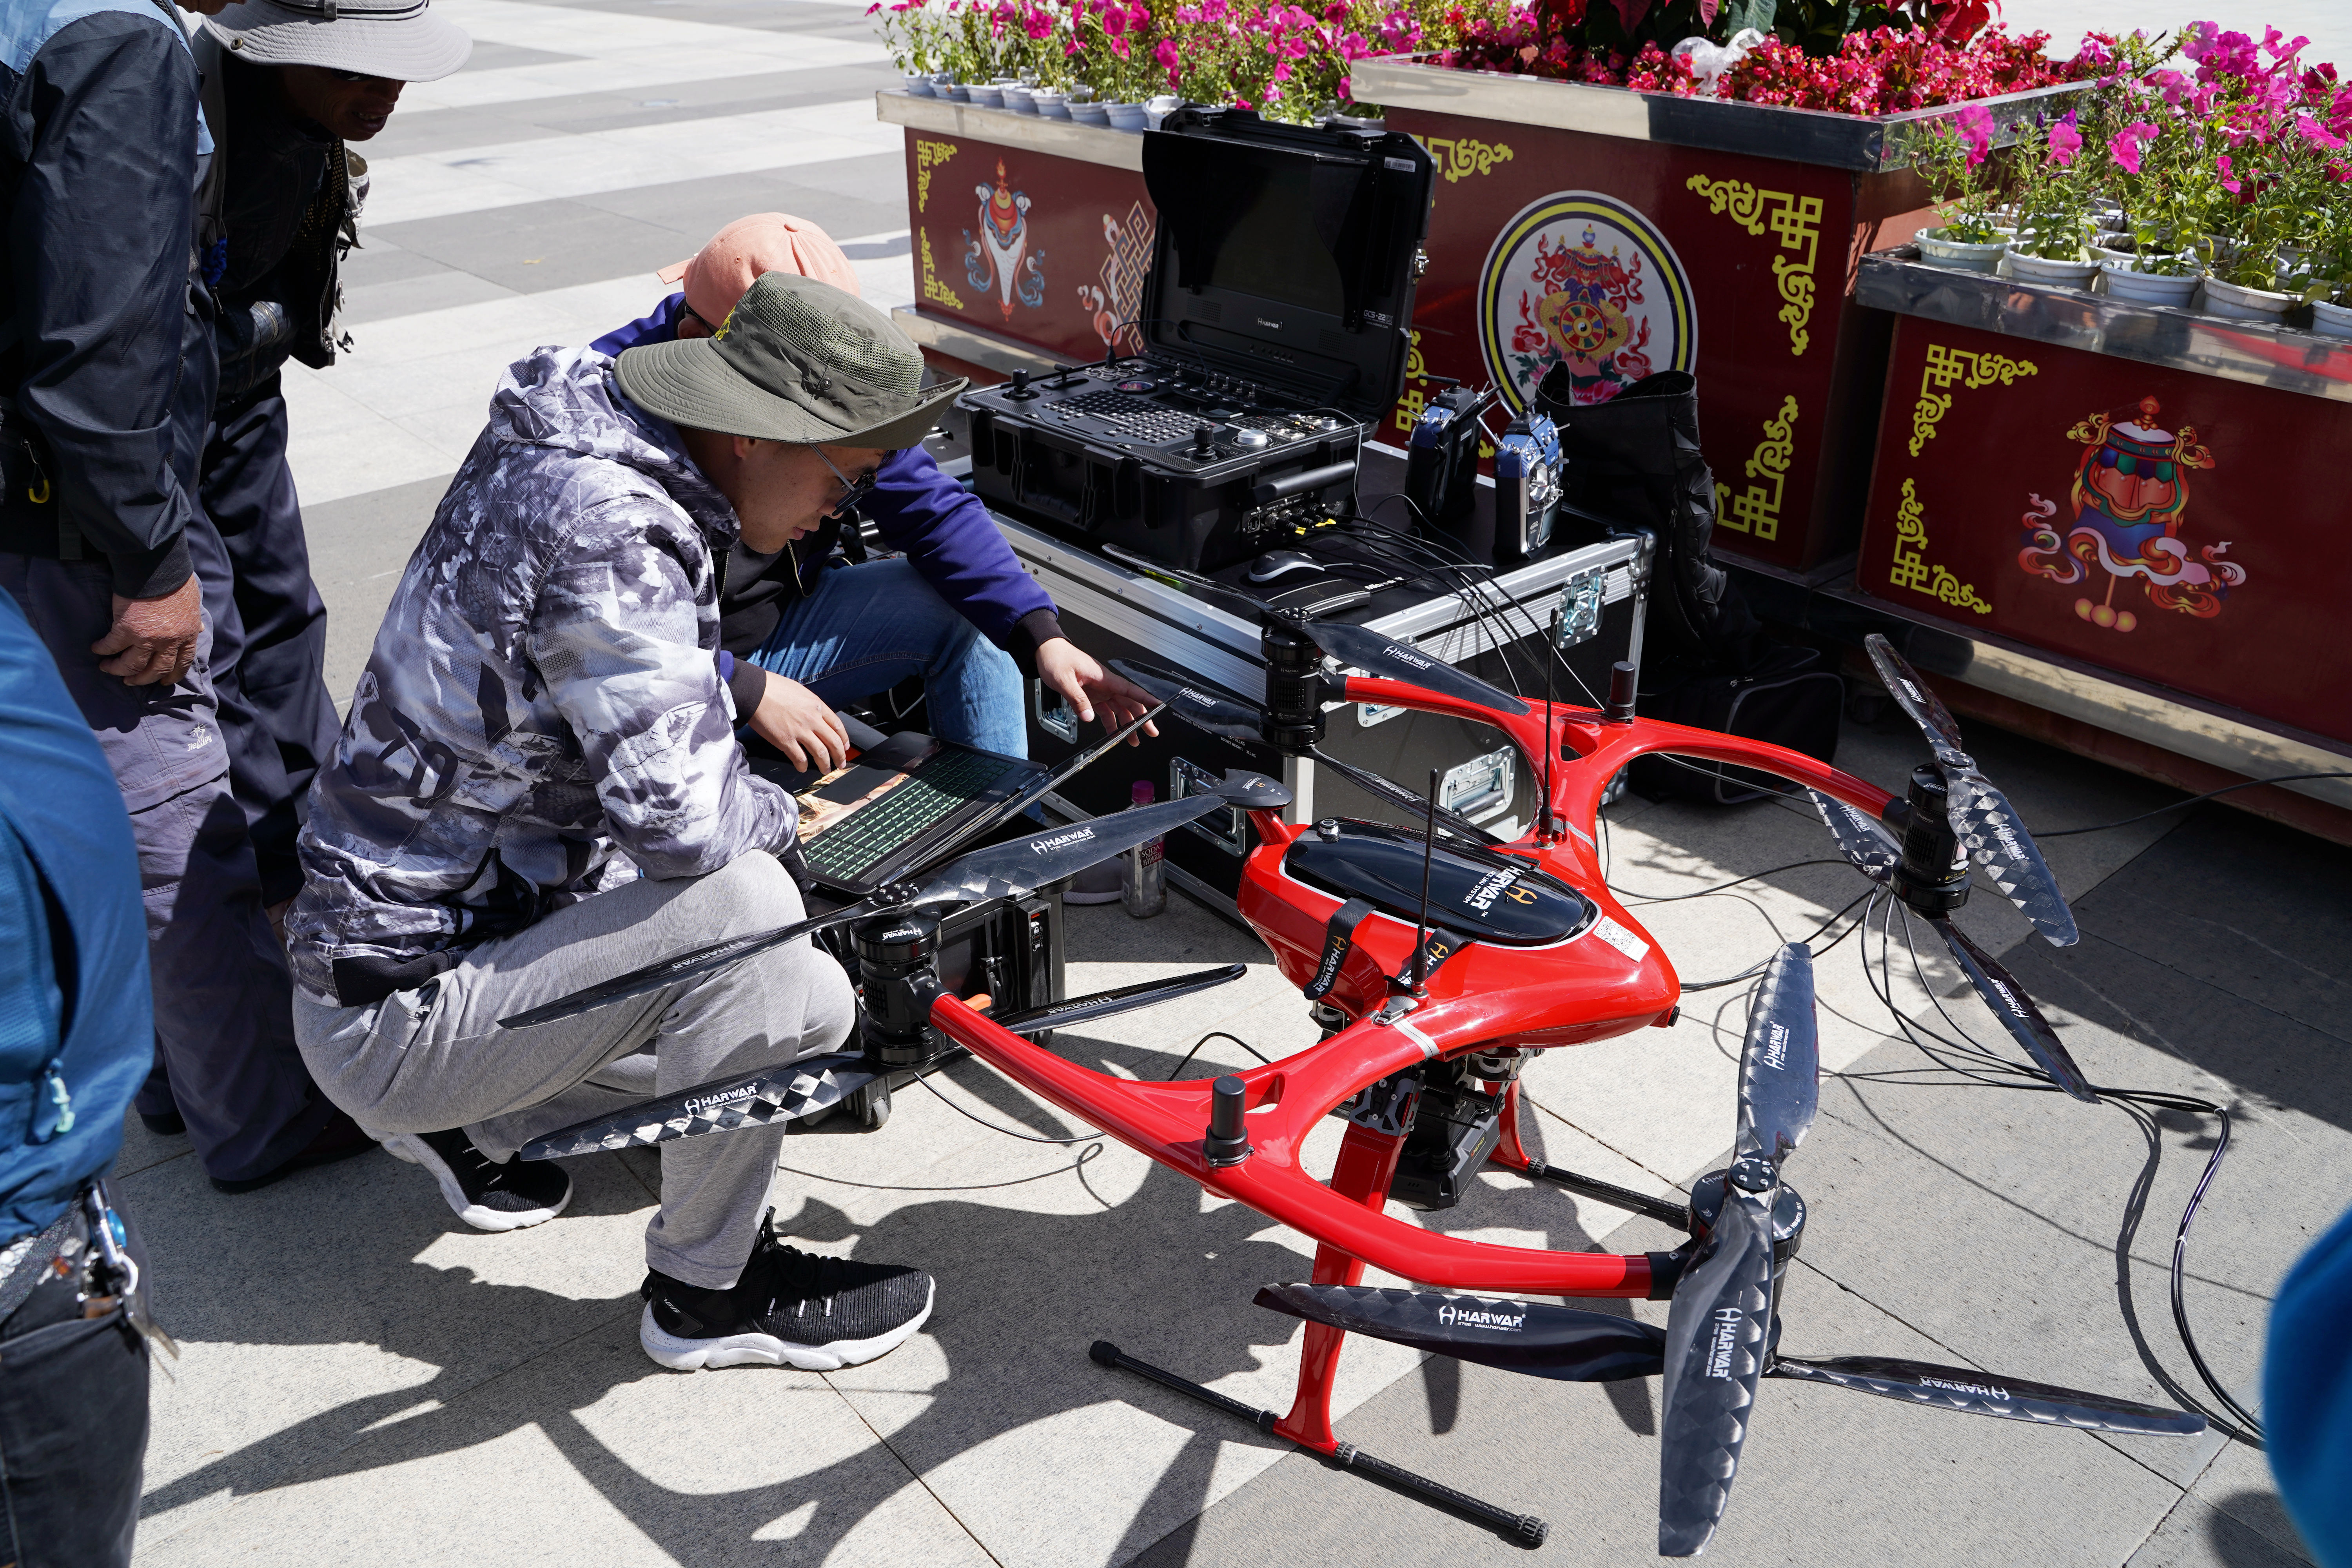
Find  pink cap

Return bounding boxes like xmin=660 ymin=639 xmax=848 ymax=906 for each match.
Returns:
xmin=657 ymin=213 xmax=863 ymax=335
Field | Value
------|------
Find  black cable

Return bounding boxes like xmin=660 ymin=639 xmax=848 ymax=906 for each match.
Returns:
xmin=1609 ymin=857 xmax=1849 ymax=906
xmin=2032 ymin=771 xmax=2352 ymax=837
xmin=1676 ymin=884 xmax=1875 ymax=990
xmin=1869 ymin=901 xmax=2265 ymax=1445
xmin=910 ymin=1069 xmax=1105 ymax=1145
xmin=1164 ymin=1029 xmax=1271 ymax=1081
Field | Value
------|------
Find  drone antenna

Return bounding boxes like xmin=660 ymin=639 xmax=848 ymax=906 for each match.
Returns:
xmin=1410 ymin=766 xmax=1439 ymax=993
xmin=1542 ymin=627 xmax=1557 ymax=842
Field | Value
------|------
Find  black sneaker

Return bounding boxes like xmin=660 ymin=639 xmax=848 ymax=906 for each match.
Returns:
xmin=639 ymin=1209 xmax=935 ymax=1372
xmin=384 ymin=1126 xmax=571 ymax=1231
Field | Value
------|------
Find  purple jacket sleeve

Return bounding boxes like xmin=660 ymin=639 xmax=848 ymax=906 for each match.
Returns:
xmin=595 ymin=293 xmax=1061 ymax=657
xmin=865 ymin=445 xmax=1058 ymax=655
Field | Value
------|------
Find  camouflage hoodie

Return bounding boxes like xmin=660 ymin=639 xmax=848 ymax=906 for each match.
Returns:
xmin=288 ymin=346 xmax=797 ymax=1006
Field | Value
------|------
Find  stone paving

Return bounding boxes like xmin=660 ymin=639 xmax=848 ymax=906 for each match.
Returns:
xmin=123 ymin=4 xmax=2349 ymax=1562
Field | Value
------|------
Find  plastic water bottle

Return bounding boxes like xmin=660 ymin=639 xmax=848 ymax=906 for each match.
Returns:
xmin=1123 ymin=779 xmax=1166 ymax=917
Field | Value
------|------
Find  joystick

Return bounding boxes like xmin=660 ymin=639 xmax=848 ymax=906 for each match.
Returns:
xmin=1191 ymin=423 xmax=1216 ymax=459
xmin=1006 ymin=370 xmax=1037 ymax=401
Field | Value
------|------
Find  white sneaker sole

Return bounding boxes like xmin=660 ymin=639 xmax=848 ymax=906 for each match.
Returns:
xmin=639 ymin=1278 xmax=936 ymax=1372
xmin=381 ymin=1133 xmax=571 ymax=1232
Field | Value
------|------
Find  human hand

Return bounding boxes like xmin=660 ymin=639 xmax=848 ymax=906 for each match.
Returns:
xmin=747 ymin=670 xmax=850 ymax=773
xmin=93 ymin=576 xmax=203 ymax=686
xmin=1036 ymin=637 xmax=1160 ymax=745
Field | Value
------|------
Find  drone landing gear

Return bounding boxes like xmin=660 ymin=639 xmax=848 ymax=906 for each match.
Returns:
xmin=1088 ymin=1117 xmax=1552 ymax=1549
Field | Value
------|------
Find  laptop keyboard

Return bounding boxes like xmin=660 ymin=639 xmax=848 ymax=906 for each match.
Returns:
xmin=799 ymin=747 xmax=1014 ymax=884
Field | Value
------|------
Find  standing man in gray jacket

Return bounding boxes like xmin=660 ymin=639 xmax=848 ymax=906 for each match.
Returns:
xmin=290 ymin=274 xmax=946 ymax=1373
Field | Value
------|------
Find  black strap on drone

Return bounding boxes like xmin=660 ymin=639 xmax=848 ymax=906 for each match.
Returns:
xmin=1409 ymin=927 xmax=1475 ymax=984
xmin=1306 ymin=901 xmax=1475 ymax=1001
xmin=1303 ymin=899 xmax=1376 ymax=1001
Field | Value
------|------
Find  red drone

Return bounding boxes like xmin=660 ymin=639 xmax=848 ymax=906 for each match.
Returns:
xmin=513 ymin=613 xmax=2202 ymax=1556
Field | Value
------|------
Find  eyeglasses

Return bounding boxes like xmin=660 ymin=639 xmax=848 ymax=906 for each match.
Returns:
xmin=813 ymin=446 xmax=884 ymax=521
xmin=678 ymin=301 xmax=716 ymax=334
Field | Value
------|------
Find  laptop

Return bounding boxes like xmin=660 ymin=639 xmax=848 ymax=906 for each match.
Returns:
xmin=749 ymin=717 xmax=1047 ymax=898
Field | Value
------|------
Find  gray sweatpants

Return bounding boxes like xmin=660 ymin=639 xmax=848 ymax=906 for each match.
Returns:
xmin=292 ymin=852 xmax=856 ymax=1289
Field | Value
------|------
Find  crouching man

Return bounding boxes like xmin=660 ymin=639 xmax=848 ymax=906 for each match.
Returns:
xmin=285 ymin=273 xmax=949 ymax=1372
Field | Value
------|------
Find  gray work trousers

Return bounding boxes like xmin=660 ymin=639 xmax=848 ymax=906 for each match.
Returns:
xmin=292 ymin=852 xmax=855 ymax=1289
xmin=0 ymin=554 xmax=334 ymax=1183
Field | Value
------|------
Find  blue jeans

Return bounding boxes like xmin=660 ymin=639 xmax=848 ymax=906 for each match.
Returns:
xmin=747 ymin=558 xmax=1027 ymax=758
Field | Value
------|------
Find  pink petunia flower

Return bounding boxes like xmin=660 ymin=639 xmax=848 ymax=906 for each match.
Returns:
xmin=2216 ymin=152 xmax=2241 ymax=193
xmin=2046 ymin=117 xmax=2082 ymax=166
xmin=1955 ymin=102 xmax=1993 ymax=166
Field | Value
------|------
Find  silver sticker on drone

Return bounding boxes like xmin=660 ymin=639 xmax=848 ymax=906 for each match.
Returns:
xmin=1588 ymin=915 xmax=1650 ymax=964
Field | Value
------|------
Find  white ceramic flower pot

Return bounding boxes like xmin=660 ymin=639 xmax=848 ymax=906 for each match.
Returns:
xmin=1102 ymin=100 xmax=1148 ymax=130
xmin=2005 ymin=247 xmax=2099 ymax=290
xmin=2310 ymin=298 xmax=2352 ymax=339
xmin=943 ymin=79 xmax=971 ymax=102
xmin=901 ymin=72 xmax=935 ymax=97
xmin=2201 ymin=275 xmax=2294 ymax=322
xmin=2098 ymin=259 xmax=2201 ymax=307
xmin=1916 ymin=225 xmax=2013 ymax=274
xmin=1003 ymin=84 xmax=1037 ymax=113
xmin=966 ymin=82 xmax=1004 ymax=107
xmin=1031 ymin=89 xmax=1069 ymax=118
xmin=1069 ymin=99 xmax=1110 ymax=125
xmin=1144 ymin=93 xmax=1181 ymax=129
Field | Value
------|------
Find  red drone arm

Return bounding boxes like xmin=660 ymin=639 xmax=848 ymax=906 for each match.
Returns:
xmin=927 ymin=992 xmax=1658 ymax=1298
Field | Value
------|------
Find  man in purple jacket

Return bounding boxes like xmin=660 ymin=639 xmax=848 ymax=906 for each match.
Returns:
xmin=590 ymin=213 xmax=1152 ymax=772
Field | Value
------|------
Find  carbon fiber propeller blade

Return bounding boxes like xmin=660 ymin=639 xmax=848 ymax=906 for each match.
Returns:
xmin=1735 ymin=945 xmax=1819 ymax=1165
xmin=1254 ymin=1284 xmax=1666 ymax=1383
xmin=1862 ymin=635 xmax=2076 ymax=947
xmin=911 ymin=793 xmax=1225 ymax=906
xmin=1108 ymin=660 xmax=1267 ymax=744
xmin=499 ymin=907 xmax=862 ymax=1029
xmin=1947 ymin=771 xmax=2078 ymax=946
xmin=516 ymin=1053 xmax=873 ymax=1160
xmin=1931 ymin=918 xmax=2098 ymax=1102
xmin=1768 ymin=1355 xmax=2203 ymax=1434
xmin=501 ymin=795 xmax=1226 ymax=1029
xmin=1864 ymin=633 xmax=1970 ymax=767
xmin=1806 ymin=789 xmax=1897 ymax=884
xmin=1301 ymin=619 xmax=1530 ymax=717
xmin=1307 ymin=746 xmax=1500 ymax=847
xmin=1658 ymin=1188 xmax=1777 ymax=1557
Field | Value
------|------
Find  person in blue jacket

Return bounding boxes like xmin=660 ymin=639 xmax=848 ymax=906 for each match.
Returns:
xmin=0 ymin=584 xmax=163 ymax=1568
xmin=590 ymin=212 xmax=1154 ymax=773
xmin=2268 ymin=1203 xmax=2352 ymax=1566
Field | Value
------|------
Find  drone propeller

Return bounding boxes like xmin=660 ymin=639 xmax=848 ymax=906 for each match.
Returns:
xmin=1138 ymin=564 xmax=1530 ymax=719
xmin=498 ymin=791 xmax=1235 ymax=1030
xmin=1804 ymin=788 xmax=2095 ymax=1103
xmin=1862 ymin=635 xmax=2076 ymax=947
xmin=1656 ymin=941 xmax=1817 ymax=1556
xmin=1252 ymin=1291 xmax=2200 ymax=1439
xmin=1253 ymin=1283 xmax=1667 ymax=1383
xmin=1766 ymin=1355 xmax=2204 ymax=1434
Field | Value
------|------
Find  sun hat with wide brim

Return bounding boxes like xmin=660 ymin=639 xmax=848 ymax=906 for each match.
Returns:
xmin=202 ymin=0 xmax=473 ymax=83
xmin=615 ymin=272 xmax=965 ymax=452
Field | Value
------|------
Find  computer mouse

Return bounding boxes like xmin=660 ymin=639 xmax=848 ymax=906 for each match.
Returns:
xmin=1247 ymin=550 xmax=1323 ymax=583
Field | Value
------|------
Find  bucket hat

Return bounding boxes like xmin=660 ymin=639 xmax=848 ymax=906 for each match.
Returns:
xmin=202 ymin=0 xmax=473 ymax=83
xmin=615 ymin=272 xmax=964 ymax=452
